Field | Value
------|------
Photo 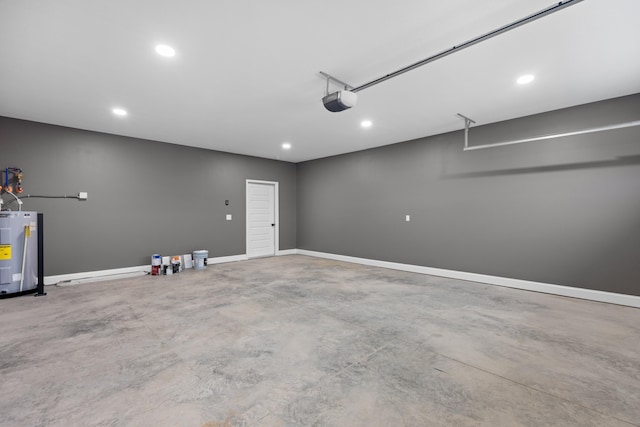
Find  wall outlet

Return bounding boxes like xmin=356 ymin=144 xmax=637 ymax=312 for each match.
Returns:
xmin=226 ymin=214 xmax=232 ymax=221
xmin=78 ymin=192 xmax=88 ymax=200
xmin=405 ymin=215 xmax=410 ymax=222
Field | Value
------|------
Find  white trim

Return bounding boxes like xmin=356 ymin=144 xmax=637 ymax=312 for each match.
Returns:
xmin=246 ymin=179 xmax=279 ymax=258
xmin=207 ymin=254 xmax=248 ymax=264
xmin=44 ymin=254 xmax=250 ymax=285
xmin=277 ymin=249 xmax=298 ymax=256
xmin=44 ymin=249 xmax=640 ymax=308
xmin=45 ymin=265 xmax=149 ymax=285
xmin=297 ymin=250 xmax=640 ymax=309
xmin=57 ymin=271 xmax=148 ymax=287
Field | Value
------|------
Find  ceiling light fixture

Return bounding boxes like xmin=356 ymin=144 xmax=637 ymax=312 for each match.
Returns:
xmin=361 ymin=120 xmax=372 ymax=128
xmin=517 ymin=74 xmax=535 ymax=85
xmin=112 ymin=108 xmax=128 ymax=117
xmin=282 ymin=143 xmax=291 ymax=150
xmin=155 ymin=44 xmax=176 ymax=57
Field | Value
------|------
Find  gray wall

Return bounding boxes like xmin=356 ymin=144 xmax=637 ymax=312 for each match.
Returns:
xmin=1 ymin=118 xmax=296 ymax=275
xmin=297 ymin=94 xmax=640 ymax=296
xmin=3 ymin=94 xmax=639 ymax=296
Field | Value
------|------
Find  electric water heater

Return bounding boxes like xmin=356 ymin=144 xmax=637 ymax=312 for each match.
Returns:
xmin=0 ymin=211 xmax=38 ymax=296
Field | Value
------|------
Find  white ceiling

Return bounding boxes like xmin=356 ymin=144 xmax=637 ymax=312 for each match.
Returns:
xmin=1 ymin=0 xmax=639 ymax=163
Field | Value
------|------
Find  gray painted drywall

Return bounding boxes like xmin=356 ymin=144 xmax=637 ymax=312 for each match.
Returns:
xmin=2 ymin=94 xmax=639 ymax=296
xmin=297 ymin=94 xmax=640 ymax=296
xmin=1 ymin=118 xmax=296 ymax=275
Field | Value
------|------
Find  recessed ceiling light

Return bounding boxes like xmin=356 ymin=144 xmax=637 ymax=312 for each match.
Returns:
xmin=155 ymin=44 xmax=176 ymax=57
xmin=282 ymin=142 xmax=291 ymax=150
xmin=361 ymin=120 xmax=372 ymax=128
xmin=112 ymin=108 xmax=128 ymax=116
xmin=516 ymin=74 xmax=535 ymax=85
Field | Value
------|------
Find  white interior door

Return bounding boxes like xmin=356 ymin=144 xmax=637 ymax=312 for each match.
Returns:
xmin=246 ymin=180 xmax=278 ymax=258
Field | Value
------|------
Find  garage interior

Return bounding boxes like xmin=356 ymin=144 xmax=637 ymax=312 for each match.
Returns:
xmin=1 ymin=1 xmax=640 ymax=426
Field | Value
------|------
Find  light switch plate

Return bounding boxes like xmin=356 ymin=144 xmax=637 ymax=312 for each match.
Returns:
xmin=226 ymin=214 xmax=232 ymax=221
xmin=405 ymin=215 xmax=411 ymax=222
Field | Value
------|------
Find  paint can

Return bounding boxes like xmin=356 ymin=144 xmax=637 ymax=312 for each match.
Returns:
xmin=193 ymin=250 xmax=208 ymax=270
xmin=151 ymin=254 xmax=162 ymax=276
xmin=171 ymin=255 xmax=181 ymax=274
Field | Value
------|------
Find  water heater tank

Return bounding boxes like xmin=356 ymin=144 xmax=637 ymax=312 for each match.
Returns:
xmin=0 ymin=211 xmax=38 ymax=296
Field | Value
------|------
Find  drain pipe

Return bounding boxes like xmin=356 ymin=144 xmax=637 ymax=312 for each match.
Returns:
xmin=19 ymin=225 xmax=31 ymax=292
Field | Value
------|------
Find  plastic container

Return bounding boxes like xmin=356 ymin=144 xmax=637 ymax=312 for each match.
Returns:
xmin=193 ymin=250 xmax=208 ymax=270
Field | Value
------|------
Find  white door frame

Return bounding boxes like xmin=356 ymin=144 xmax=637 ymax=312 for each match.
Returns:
xmin=246 ymin=179 xmax=279 ymax=257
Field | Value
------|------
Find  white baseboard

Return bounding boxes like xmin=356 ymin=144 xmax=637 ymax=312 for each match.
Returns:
xmin=277 ymin=249 xmax=298 ymax=256
xmin=57 ymin=271 xmax=148 ymax=287
xmin=45 ymin=265 xmax=149 ymax=285
xmin=207 ymin=254 xmax=248 ymax=264
xmin=45 ymin=253 xmax=249 ymax=285
xmin=297 ymin=249 xmax=640 ymax=309
xmin=44 ymin=249 xmax=640 ymax=309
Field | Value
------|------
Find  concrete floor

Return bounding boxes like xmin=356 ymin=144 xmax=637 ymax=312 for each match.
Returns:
xmin=1 ymin=255 xmax=639 ymax=427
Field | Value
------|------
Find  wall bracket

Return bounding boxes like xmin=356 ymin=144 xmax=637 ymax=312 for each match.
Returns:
xmin=457 ymin=113 xmax=476 ymax=150
xmin=319 ymin=71 xmax=354 ymax=95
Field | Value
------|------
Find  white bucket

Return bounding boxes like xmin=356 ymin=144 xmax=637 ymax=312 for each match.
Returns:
xmin=183 ymin=254 xmax=193 ymax=269
xmin=193 ymin=250 xmax=208 ymax=270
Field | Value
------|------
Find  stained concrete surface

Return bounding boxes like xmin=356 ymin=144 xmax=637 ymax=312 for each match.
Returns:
xmin=1 ymin=255 xmax=639 ymax=426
